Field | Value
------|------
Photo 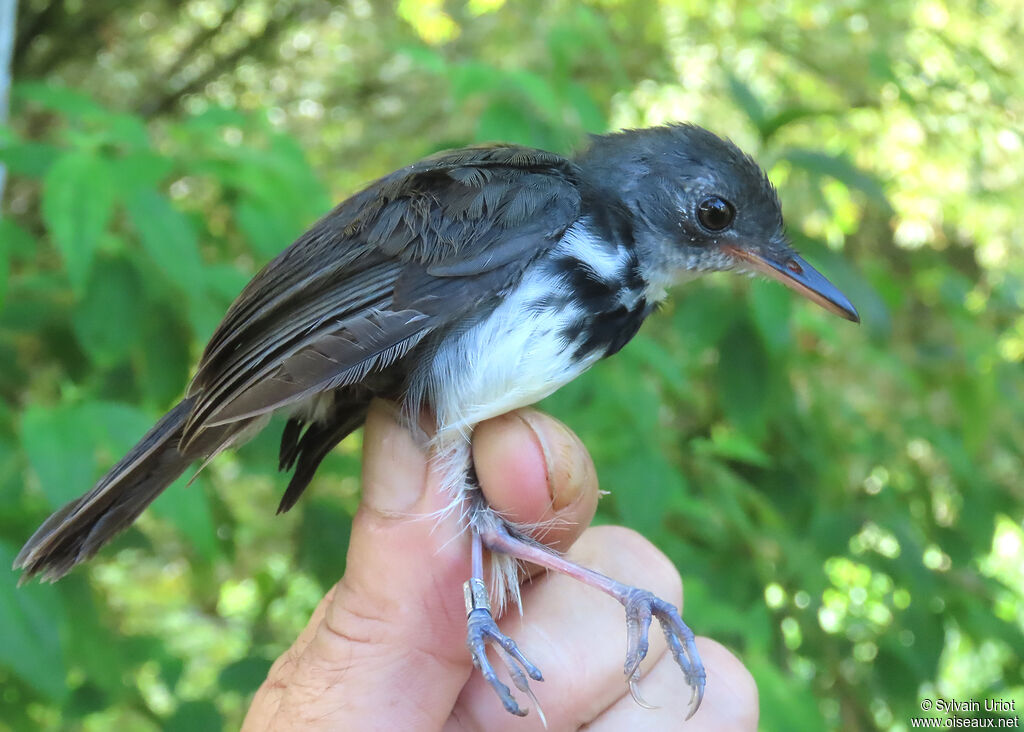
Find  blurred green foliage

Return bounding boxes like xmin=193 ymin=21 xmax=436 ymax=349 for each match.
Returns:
xmin=1 ymin=1 xmax=1022 ymax=730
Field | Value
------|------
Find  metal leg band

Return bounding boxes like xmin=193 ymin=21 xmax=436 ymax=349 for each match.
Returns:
xmin=464 ymin=577 xmax=490 ymax=616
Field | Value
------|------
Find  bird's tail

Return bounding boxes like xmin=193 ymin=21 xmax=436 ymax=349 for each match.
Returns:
xmin=15 ymin=398 xmax=198 ymax=583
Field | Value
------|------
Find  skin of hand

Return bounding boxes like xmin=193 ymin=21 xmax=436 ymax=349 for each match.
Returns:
xmin=243 ymin=400 xmax=758 ymax=731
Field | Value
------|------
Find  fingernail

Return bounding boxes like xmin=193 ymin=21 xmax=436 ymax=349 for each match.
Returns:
xmin=361 ymin=399 xmax=428 ymax=514
xmin=515 ymin=410 xmax=594 ymax=511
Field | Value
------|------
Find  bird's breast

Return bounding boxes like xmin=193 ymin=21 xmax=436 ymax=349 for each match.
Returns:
xmin=416 ymin=220 xmax=652 ymax=439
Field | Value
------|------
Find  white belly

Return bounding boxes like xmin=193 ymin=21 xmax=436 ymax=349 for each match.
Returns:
xmin=424 ymin=269 xmax=603 ymax=439
xmin=411 ymin=220 xmax=638 ymax=443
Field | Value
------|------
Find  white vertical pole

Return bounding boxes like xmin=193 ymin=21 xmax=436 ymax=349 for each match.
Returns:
xmin=0 ymin=0 xmax=16 ymax=207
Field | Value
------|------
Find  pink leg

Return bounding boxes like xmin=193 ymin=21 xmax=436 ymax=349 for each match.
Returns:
xmin=482 ymin=523 xmax=706 ymax=719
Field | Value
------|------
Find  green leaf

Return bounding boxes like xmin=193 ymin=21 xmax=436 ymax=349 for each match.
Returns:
xmin=64 ymin=683 xmax=110 ymax=718
xmin=0 ymin=231 xmax=7 ymax=312
xmin=151 ymin=474 xmax=219 ymax=560
xmin=398 ymin=44 xmax=448 ymax=73
xmin=235 ymin=197 xmax=300 ymax=257
xmin=750 ymin=653 xmax=824 ymax=730
xmin=218 ymin=657 xmax=273 ymax=694
xmin=59 ymin=577 xmax=134 ymax=698
xmin=13 ymin=82 xmax=106 ymax=120
xmin=449 ymin=61 xmax=498 ymax=103
xmin=0 ymin=140 xmax=61 ymax=177
xmin=696 ymin=423 xmax=773 ymax=467
xmin=182 ymin=105 xmax=250 ymax=132
xmin=672 ymin=284 xmax=741 ymax=354
xmin=159 ymin=654 xmax=185 ymax=691
xmin=759 ymin=106 xmax=839 ymax=141
xmin=0 ymin=542 xmax=68 ymax=701
xmin=186 ymin=290 xmax=230 ymax=345
xmin=683 ymin=577 xmax=774 ymax=642
xmin=716 ymin=321 xmax=770 ymax=439
xmin=71 ymin=257 xmax=145 ymax=366
xmin=506 ymin=70 xmax=562 ymax=121
xmin=20 ymin=403 xmax=99 ymax=508
xmin=164 ymin=700 xmax=222 ymax=732
xmin=477 ymin=100 xmax=544 ymax=146
xmin=0 ymin=217 xmax=37 ymax=260
xmin=780 ymin=148 xmax=890 ymax=208
xmin=247 ymin=136 xmax=330 ymax=220
xmin=625 ymin=335 xmax=690 ymax=398
xmin=0 ymin=271 xmax=68 ymax=342
xmin=565 ymin=82 xmax=606 ymax=134
xmin=726 ymin=72 xmax=767 ymax=128
xmin=203 ymin=263 xmax=250 ymax=305
xmin=137 ymin=309 xmax=191 ymax=405
xmin=110 ymin=152 xmax=173 ymax=192
xmin=98 ymin=113 xmax=150 ymax=149
xmin=606 ymin=451 xmax=683 ymax=534
xmin=748 ymin=278 xmax=793 ymax=354
xmin=83 ymin=402 xmax=157 ymax=456
xmin=547 ymin=353 xmax=685 ymax=535
xmin=299 ymin=498 xmax=352 ymax=589
xmin=0 ymin=436 xmax=19 ymax=504
xmin=41 ymin=152 xmax=117 ymax=291
xmin=125 ymin=189 xmax=204 ymax=294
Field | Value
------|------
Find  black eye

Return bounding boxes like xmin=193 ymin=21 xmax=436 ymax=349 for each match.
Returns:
xmin=696 ymin=197 xmax=735 ymax=232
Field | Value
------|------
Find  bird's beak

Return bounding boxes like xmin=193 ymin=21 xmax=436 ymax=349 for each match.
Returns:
xmin=724 ymin=246 xmax=860 ymax=323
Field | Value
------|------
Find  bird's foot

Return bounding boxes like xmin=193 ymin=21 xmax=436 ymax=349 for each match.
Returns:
xmin=464 ymin=579 xmax=545 ymax=719
xmin=621 ymin=587 xmax=705 ymax=719
xmin=480 ymin=524 xmax=706 ymax=719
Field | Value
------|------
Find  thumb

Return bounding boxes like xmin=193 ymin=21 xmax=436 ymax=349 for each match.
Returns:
xmin=248 ymin=400 xmax=472 ymax=731
xmin=244 ymin=400 xmax=600 ymax=731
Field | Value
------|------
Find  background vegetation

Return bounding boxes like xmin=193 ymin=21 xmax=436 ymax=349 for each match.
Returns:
xmin=1 ymin=1 xmax=1021 ymax=729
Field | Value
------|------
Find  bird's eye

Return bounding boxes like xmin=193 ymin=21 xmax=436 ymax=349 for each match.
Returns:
xmin=696 ymin=197 xmax=735 ymax=232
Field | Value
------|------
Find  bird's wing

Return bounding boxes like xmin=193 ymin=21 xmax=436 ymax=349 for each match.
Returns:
xmin=181 ymin=144 xmax=581 ymax=446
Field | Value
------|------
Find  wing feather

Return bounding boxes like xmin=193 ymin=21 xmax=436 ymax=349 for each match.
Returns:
xmin=204 ymin=309 xmax=431 ymax=425
xmin=181 ymin=144 xmax=582 ymax=447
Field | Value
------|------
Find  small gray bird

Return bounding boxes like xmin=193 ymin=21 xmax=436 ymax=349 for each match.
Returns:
xmin=16 ymin=123 xmax=858 ymax=719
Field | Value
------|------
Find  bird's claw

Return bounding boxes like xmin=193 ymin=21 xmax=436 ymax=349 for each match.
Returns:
xmin=628 ymin=671 xmax=659 ymax=709
xmin=622 ymin=588 xmax=706 ymax=719
xmin=466 ymin=607 xmax=544 ymax=718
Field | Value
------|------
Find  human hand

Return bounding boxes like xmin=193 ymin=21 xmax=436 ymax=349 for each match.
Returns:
xmin=243 ymin=400 xmax=757 ymax=730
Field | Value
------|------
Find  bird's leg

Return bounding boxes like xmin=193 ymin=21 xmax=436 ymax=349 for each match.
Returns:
xmin=464 ymin=527 xmax=545 ymax=718
xmin=481 ymin=522 xmax=706 ymax=719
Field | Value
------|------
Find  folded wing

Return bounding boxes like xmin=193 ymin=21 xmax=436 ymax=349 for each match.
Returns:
xmin=181 ymin=144 xmax=582 ymax=449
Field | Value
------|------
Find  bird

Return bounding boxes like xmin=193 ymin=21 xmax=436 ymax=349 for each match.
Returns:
xmin=15 ymin=123 xmax=859 ymax=720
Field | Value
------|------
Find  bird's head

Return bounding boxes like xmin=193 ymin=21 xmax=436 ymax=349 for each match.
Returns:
xmin=577 ymin=124 xmax=859 ymax=322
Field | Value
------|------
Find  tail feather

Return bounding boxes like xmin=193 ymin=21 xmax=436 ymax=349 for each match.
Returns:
xmin=15 ymin=399 xmax=197 ymax=582
xmin=276 ymin=398 xmax=370 ymax=514
xmin=16 ymin=390 xmax=371 ymax=583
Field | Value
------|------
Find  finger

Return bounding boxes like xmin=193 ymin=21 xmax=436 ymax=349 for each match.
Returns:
xmin=450 ymin=526 xmax=683 ymax=731
xmin=244 ymin=586 xmax=338 ymax=729
xmin=474 ymin=408 xmax=599 ymax=554
xmin=248 ymin=402 xmax=598 ymax=731
xmin=270 ymin=406 xmax=589 ymax=664
xmin=248 ymin=399 xmax=474 ymax=731
xmin=330 ymin=398 xmax=474 ymax=661
xmin=581 ymin=638 xmax=758 ymax=731
xmin=260 ymin=584 xmax=338 ymax=679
